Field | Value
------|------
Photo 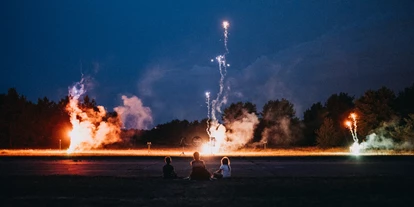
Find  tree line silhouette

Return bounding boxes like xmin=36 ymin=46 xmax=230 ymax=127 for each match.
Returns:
xmin=1 ymin=83 xmax=413 ymax=149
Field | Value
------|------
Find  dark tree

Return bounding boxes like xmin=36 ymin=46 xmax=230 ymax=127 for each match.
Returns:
xmin=395 ymin=83 xmax=414 ymax=118
xmin=222 ymin=101 xmax=257 ymax=124
xmin=324 ymin=92 xmax=355 ymax=146
xmin=355 ymin=87 xmax=396 ymax=137
xmin=316 ymin=117 xmax=342 ymax=148
xmin=302 ymin=102 xmax=327 ymax=146
xmin=261 ymin=99 xmax=303 ymax=146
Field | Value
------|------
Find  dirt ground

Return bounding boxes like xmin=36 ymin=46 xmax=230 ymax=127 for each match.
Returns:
xmin=2 ymin=155 xmax=414 ymax=206
xmin=3 ymin=175 xmax=414 ymax=207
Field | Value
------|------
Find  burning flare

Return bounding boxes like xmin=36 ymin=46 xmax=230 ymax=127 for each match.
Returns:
xmin=345 ymin=113 xmax=362 ymax=155
xmin=66 ymin=80 xmax=120 ymax=153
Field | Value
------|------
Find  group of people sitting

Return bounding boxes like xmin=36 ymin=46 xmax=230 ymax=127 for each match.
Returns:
xmin=163 ymin=151 xmax=231 ymax=180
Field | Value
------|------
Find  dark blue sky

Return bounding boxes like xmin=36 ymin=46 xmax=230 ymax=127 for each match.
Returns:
xmin=1 ymin=0 xmax=414 ymax=126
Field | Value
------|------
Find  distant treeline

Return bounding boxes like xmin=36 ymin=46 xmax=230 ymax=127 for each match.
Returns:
xmin=1 ymin=83 xmax=414 ymax=149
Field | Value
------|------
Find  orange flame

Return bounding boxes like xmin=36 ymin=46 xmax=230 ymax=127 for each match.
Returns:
xmin=66 ymin=85 xmax=120 ymax=153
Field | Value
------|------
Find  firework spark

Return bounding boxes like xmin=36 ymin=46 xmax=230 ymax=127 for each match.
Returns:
xmin=222 ymin=21 xmax=230 ymax=53
xmin=66 ymin=79 xmax=120 ymax=153
xmin=207 ymin=20 xmax=231 ymax=154
xmin=205 ymin=92 xmax=211 ymax=137
xmin=345 ymin=113 xmax=361 ymax=155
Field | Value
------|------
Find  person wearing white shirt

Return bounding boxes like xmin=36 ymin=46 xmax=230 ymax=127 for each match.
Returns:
xmin=213 ymin=156 xmax=231 ymax=179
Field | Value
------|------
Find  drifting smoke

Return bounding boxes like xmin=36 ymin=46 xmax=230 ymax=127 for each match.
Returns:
xmin=224 ymin=110 xmax=259 ymax=150
xmin=204 ymin=110 xmax=259 ymax=153
xmin=67 ymin=79 xmax=121 ymax=153
xmin=360 ymin=120 xmax=414 ymax=151
xmin=67 ymin=79 xmax=153 ymax=153
xmin=361 ymin=133 xmax=396 ymax=150
xmin=260 ymin=117 xmax=302 ymax=146
xmin=114 ymin=95 xmax=153 ymax=130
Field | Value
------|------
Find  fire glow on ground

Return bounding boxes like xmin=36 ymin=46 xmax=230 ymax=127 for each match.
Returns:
xmin=1 ymin=148 xmax=413 ymax=157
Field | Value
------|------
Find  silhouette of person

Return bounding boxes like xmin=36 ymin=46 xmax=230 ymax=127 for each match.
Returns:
xmin=163 ymin=156 xmax=177 ymax=179
xmin=189 ymin=151 xmax=211 ymax=180
xmin=213 ymin=156 xmax=231 ymax=179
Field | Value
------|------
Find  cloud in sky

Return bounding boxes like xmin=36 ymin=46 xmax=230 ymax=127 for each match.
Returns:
xmin=138 ymin=14 xmax=414 ymax=124
xmin=2 ymin=1 xmax=414 ymax=126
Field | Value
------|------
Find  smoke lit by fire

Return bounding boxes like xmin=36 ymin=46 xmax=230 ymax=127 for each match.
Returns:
xmin=66 ymin=80 xmax=121 ymax=153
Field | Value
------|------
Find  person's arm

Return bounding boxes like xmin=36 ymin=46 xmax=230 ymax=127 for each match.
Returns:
xmin=216 ymin=165 xmax=224 ymax=173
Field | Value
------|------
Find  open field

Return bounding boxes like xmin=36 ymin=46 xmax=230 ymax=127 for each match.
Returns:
xmin=4 ymin=175 xmax=414 ymax=207
xmin=2 ymin=150 xmax=414 ymax=206
xmin=2 ymin=148 xmax=414 ymax=157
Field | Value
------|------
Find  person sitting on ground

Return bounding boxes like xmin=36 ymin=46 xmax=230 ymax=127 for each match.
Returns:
xmin=189 ymin=151 xmax=211 ymax=180
xmin=213 ymin=156 xmax=231 ymax=179
xmin=163 ymin=156 xmax=177 ymax=179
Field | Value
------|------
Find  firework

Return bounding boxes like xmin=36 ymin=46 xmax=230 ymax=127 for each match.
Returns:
xmin=66 ymin=79 xmax=120 ymax=153
xmin=206 ymin=21 xmax=231 ymax=154
xmin=222 ymin=21 xmax=229 ymax=53
xmin=205 ymin=92 xmax=211 ymax=137
xmin=345 ymin=113 xmax=361 ymax=155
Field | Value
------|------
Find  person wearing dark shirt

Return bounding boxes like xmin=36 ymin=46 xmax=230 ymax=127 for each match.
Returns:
xmin=163 ymin=156 xmax=177 ymax=179
xmin=189 ymin=151 xmax=211 ymax=180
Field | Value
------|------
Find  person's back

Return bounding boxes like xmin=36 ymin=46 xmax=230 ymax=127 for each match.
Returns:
xmin=219 ymin=164 xmax=231 ymax=178
xmin=189 ymin=152 xmax=210 ymax=180
xmin=213 ymin=156 xmax=231 ymax=179
xmin=163 ymin=156 xmax=177 ymax=179
xmin=191 ymin=160 xmax=205 ymax=168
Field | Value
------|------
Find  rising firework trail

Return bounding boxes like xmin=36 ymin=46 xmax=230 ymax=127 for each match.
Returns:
xmin=204 ymin=21 xmax=231 ymax=154
xmin=222 ymin=21 xmax=229 ymax=53
xmin=345 ymin=113 xmax=361 ymax=155
xmin=211 ymin=21 xmax=230 ymax=122
xmin=205 ymin=91 xmax=211 ymax=136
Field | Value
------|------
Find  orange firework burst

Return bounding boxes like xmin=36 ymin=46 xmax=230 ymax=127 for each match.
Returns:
xmin=66 ymin=80 xmax=120 ymax=153
xmin=345 ymin=112 xmax=361 ymax=155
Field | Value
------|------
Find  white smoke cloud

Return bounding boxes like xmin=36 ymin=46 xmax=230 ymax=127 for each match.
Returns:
xmin=259 ymin=117 xmax=303 ymax=146
xmin=114 ymin=95 xmax=153 ymax=130
xmin=67 ymin=79 xmax=122 ymax=153
xmin=224 ymin=110 xmax=259 ymax=150
xmin=361 ymin=133 xmax=395 ymax=150
xmin=359 ymin=117 xmax=414 ymax=151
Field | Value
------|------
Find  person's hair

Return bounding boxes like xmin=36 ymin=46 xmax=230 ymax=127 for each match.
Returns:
xmin=193 ymin=152 xmax=200 ymax=160
xmin=221 ymin=156 xmax=230 ymax=165
xmin=165 ymin=156 xmax=172 ymax=164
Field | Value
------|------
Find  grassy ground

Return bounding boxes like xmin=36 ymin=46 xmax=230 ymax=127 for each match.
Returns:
xmin=3 ymin=175 xmax=413 ymax=207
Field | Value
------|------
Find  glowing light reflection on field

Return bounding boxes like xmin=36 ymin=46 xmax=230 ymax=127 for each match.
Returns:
xmin=1 ymin=148 xmax=413 ymax=157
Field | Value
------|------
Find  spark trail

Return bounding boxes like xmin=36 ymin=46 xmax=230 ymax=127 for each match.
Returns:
xmin=205 ymin=21 xmax=231 ymax=154
xmin=205 ymin=92 xmax=211 ymax=137
xmin=345 ymin=113 xmax=361 ymax=155
xmin=223 ymin=21 xmax=229 ymax=53
xmin=211 ymin=21 xmax=230 ymax=122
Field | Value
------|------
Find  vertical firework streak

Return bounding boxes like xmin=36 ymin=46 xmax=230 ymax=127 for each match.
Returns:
xmin=222 ymin=21 xmax=229 ymax=53
xmin=205 ymin=92 xmax=211 ymax=137
xmin=204 ymin=21 xmax=230 ymax=154
xmin=346 ymin=113 xmax=361 ymax=154
xmin=211 ymin=21 xmax=230 ymax=123
xmin=346 ymin=113 xmax=358 ymax=142
xmin=350 ymin=113 xmax=358 ymax=142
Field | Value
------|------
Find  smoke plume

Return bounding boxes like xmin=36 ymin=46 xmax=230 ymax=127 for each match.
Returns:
xmin=224 ymin=110 xmax=259 ymax=150
xmin=114 ymin=95 xmax=153 ymax=130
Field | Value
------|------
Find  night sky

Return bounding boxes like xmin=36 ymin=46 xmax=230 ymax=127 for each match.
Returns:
xmin=1 ymin=0 xmax=414 ymax=126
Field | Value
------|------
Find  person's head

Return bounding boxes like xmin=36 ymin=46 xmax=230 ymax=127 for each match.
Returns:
xmin=193 ymin=151 xmax=200 ymax=160
xmin=221 ymin=157 xmax=230 ymax=165
xmin=165 ymin=156 xmax=172 ymax=164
